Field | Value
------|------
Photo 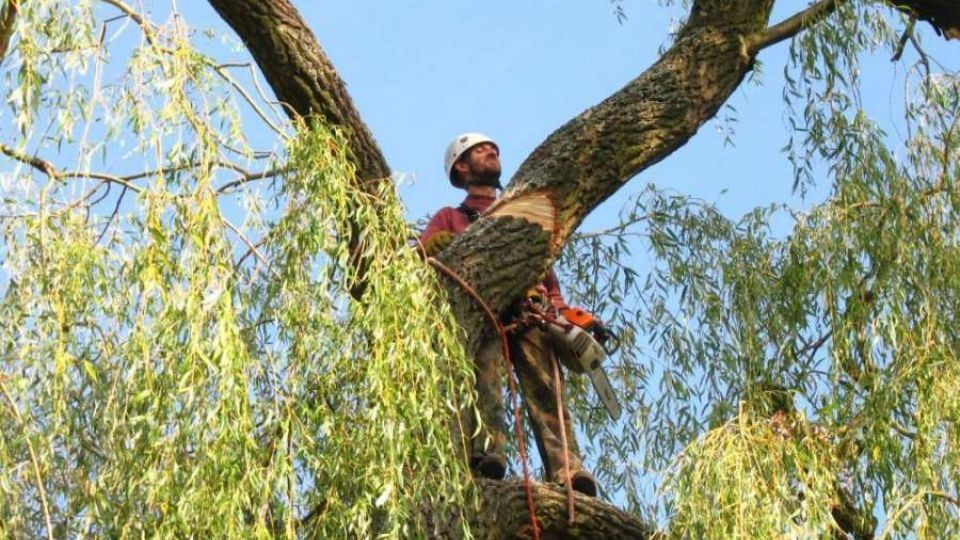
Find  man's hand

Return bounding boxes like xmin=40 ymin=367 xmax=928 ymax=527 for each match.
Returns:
xmin=423 ymin=231 xmax=455 ymax=256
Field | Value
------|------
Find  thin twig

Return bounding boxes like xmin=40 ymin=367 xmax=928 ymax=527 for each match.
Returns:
xmin=99 ymin=0 xmax=159 ymax=48
xmin=941 ymin=114 xmax=959 ymax=188
xmin=96 ymin=184 xmax=128 ymax=245
xmin=796 ymin=329 xmax=833 ymax=360
xmin=78 ymin=16 xmax=111 ymax=164
xmin=891 ymin=17 xmax=917 ymax=62
xmin=0 ymin=143 xmax=59 ymax=178
xmin=103 ymin=160 xmax=253 ymax=183
xmin=573 ymin=215 xmax=649 ymax=240
xmin=889 ymin=419 xmax=917 ymax=439
xmin=205 ymin=59 xmax=286 ymax=136
xmin=87 ymin=181 xmax=113 ymax=208
xmin=50 ymin=181 xmax=110 ymax=219
xmin=235 ymin=234 xmax=269 ymax=271
xmin=0 ymin=144 xmax=144 ymax=193
xmin=217 ymin=167 xmax=285 ymax=194
xmin=221 ymin=216 xmax=277 ymax=279
xmin=245 ymin=62 xmax=287 ymax=115
xmin=909 ymin=31 xmax=932 ymax=79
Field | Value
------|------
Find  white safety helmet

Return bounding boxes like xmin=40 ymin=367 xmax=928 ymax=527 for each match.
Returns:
xmin=444 ymin=132 xmax=498 ymax=188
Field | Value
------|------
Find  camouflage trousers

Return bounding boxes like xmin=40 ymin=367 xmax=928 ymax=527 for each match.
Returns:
xmin=464 ymin=322 xmax=583 ymax=483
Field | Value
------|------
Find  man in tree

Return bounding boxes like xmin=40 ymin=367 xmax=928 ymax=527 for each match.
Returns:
xmin=421 ymin=133 xmax=598 ymax=497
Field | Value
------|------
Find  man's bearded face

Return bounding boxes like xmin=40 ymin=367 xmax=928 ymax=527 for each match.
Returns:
xmin=460 ymin=143 xmax=501 ymax=187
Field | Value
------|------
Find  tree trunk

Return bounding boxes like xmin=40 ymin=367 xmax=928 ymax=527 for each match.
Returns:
xmin=424 ymin=480 xmax=657 ymax=540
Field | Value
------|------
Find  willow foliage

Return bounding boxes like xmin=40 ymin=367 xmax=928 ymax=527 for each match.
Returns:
xmin=2 ymin=1 xmax=959 ymax=539
xmin=559 ymin=2 xmax=960 ymax=537
xmin=0 ymin=1 xmax=474 ymax=537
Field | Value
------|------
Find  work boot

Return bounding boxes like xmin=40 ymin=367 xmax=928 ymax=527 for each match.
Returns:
xmin=471 ymin=453 xmax=507 ymax=480
xmin=558 ymin=470 xmax=598 ymax=497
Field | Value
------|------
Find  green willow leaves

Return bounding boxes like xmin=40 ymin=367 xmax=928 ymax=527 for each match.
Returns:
xmin=558 ymin=2 xmax=960 ymax=537
xmin=1 ymin=1 xmax=958 ymax=539
xmin=0 ymin=1 xmax=474 ymax=537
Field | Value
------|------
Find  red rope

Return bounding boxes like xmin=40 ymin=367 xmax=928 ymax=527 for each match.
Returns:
xmin=426 ymin=256 xmax=541 ymax=540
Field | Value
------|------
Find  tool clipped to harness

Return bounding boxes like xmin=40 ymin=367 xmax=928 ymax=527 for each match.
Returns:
xmin=559 ymin=308 xmax=621 ymax=356
xmin=545 ymin=316 xmax=606 ymax=374
xmin=540 ymin=307 xmax=623 ymax=421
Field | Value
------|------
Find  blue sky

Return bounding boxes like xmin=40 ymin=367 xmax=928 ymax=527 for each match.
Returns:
xmin=167 ymin=1 xmax=957 ymax=234
xmin=175 ymin=1 xmax=809 ymax=224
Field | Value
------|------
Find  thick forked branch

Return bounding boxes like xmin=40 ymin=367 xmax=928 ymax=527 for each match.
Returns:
xmin=199 ymin=0 xmax=956 ymax=537
xmin=438 ymin=0 xmax=778 ymax=355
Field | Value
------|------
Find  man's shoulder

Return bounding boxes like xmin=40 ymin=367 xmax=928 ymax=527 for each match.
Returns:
xmin=428 ymin=206 xmax=460 ymax=220
xmin=422 ymin=205 xmax=461 ymax=232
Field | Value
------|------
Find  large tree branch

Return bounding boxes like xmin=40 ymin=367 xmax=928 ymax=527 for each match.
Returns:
xmin=892 ymin=0 xmax=960 ymax=39
xmin=0 ymin=0 xmax=19 ymax=65
xmin=425 ymin=480 xmax=657 ymax=539
xmin=748 ymin=0 xmax=960 ymax=55
xmin=205 ymin=0 xmax=389 ymax=183
xmin=748 ymin=0 xmax=841 ymax=53
xmin=206 ymin=0 xmax=393 ymax=298
xmin=437 ymin=0 xmax=958 ymax=357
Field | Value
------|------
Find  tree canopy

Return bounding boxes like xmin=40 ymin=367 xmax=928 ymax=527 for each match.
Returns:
xmin=0 ymin=0 xmax=958 ymax=538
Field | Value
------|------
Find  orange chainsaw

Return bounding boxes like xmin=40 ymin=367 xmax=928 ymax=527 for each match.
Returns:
xmin=544 ymin=307 xmax=622 ymax=420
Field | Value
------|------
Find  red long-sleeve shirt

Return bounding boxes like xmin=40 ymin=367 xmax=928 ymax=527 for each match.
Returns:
xmin=421 ymin=193 xmax=568 ymax=311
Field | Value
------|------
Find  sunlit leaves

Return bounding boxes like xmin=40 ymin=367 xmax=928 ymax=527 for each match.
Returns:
xmin=557 ymin=4 xmax=959 ymax=536
xmin=0 ymin=0 xmax=957 ymax=538
xmin=664 ymin=409 xmax=840 ymax=539
xmin=0 ymin=2 xmax=474 ymax=538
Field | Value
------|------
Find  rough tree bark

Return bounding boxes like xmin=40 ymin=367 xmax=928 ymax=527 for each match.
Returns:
xmin=206 ymin=0 xmax=389 ymax=182
xmin=897 ymin=0 xmax=960 ymax=39
xmin=205 ymin=0 xmax=956 ymax=537
xmin=0 ymin=0 xmax=22 ymax=65
xmin=428 ymin=480 xmax=658 ymax=540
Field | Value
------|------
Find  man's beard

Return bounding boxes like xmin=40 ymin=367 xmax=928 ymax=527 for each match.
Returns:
xmin=467 ymin=158 xmax=502 ymax=188
xmin=471 ymin=169 xmax=502 ymax=188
